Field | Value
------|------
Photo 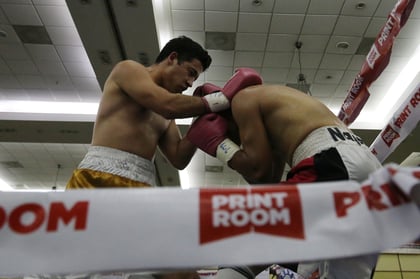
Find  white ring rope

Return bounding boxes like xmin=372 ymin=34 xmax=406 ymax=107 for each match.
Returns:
xmin=0 ymin=164 xmax=419 ymax=276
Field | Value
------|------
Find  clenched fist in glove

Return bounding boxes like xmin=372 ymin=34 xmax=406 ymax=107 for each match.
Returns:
xmin=201 ymin=67 xmax=262 ymax=112
xmin=186 ymin=113 xmax=240 ymax=163
xmin=193 ymin=83 xmax=222 ymax=97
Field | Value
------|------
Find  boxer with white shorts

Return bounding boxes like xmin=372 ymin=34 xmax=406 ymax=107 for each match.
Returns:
xmin=187 ymin=84 xmax=382 ymax=279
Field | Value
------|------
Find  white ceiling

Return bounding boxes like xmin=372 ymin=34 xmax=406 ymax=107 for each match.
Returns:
xmin=0 ymin=0 xmax=419 ymax=191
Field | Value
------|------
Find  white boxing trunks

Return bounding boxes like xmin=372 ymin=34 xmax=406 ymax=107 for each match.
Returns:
xmin=287 ymin=126 xmax=382 ymax=279
xmin=288 ymin=126 xmax=382 ymax=183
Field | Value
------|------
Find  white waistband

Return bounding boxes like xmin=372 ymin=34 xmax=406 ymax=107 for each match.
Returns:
xmin=78 ymin=146 xmax=156 ymax=186
xmin=291 ymin=126 xmax=367 ymax=167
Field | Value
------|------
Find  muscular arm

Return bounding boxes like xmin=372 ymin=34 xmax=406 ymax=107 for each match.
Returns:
xmin=227 ymin=92 xmax=276 ymax=184
xmin=158 ymin=120 xmax=197 ymax=170
xmin=109 ymin=60 xmax=207 ymax=119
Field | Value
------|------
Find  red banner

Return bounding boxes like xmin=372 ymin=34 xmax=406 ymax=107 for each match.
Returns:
xmin=338 ymin=0 xmax=416 ymax=125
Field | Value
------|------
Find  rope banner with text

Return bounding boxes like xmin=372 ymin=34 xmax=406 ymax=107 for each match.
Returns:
xmin=0 ymin=164 xmax=419 ymax=276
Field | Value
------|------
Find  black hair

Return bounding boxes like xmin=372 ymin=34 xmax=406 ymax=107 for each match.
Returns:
xmin=155 ymin=36 xmax=212 ymax=71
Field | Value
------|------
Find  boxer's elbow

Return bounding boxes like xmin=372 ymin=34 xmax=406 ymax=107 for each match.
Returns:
xmin=229 ymin=157 xmax=272 ymax=184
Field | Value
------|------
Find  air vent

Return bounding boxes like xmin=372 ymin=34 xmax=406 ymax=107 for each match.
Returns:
xmin=205 ymin=32 xmax=236 ymax=50
xmin=13 ymin=25 xmax=52 ymax=44
xmin=356 ymin=37 xmax=376 ymax=55
xmin=0 ymin=161 xmax=23 ymax=168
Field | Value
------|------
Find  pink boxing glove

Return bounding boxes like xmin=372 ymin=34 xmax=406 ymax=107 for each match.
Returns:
xmin=193 ymin=83 xmax=222 ymax=97
xmin=202 ymin=68 xmax=262 ymax=112
xmin=186 ymin=113 xmax=240 ymax=163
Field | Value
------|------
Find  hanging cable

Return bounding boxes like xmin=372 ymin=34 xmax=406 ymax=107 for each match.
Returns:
xmin=52 ymin=164 xmax=61 ymax=191
xmin=295 ymin=41 xmax=312 ymax=96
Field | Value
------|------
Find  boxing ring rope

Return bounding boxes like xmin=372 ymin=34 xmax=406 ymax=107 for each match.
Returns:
xmin=0 ymin=164 xmax=419 ymax=276
xmin=338 ymin=0 xmax=416 ymax=126
xmin=337 ymin=0 xmax=420 ymax=164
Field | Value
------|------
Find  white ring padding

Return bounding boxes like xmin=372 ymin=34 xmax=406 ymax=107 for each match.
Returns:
xmin=0 ymin=163 xmax=419 ymax=276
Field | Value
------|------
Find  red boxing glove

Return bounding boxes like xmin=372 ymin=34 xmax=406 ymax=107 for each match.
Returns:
xmin=193 ymin=83 xmax=222 ymax=97
xmin=202 ymin=68 xmax=262 ymax=112
xmin=187 ymin=113 xmax=240 ymax=162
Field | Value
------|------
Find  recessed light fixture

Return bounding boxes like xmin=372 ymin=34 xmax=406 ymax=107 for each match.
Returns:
xmin=356 ymin=2 xmax=366 ymax=9
xmin=336 ymin=41 xmax=350 ymax=49
xmin=0 ymin=30 xmax=7 ymax=38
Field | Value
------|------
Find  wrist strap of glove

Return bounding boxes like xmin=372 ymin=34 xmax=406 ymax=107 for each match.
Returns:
xmin=216 ymin=138 xmax=240 ymax=163
xmin=202 ymin=92 xmax=229 ymax=112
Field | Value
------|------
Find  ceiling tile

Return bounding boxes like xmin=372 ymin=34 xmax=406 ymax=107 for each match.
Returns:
xmin=307 ymin=0 xmax=345 ymax=15
xmin=64 ymin=61 xmax=96 ymax=77
xmin=25 ymin=43 xmax=60 ymax=61
xmin=56 ymin=45 xmax=89 ymax=62
xmin=172 ymin=10 xmax=203 ymax=31
xmin=205 ymin=11 xmax=237 ymax=32
xmin=45 ymin=75 xmax=74 ymax=92
xmin=333 ymin=16 xmax=370 ymax=36
xmin=260 ymin=67 xmax=288 ymax=83
xmin=0 ymin=74 xmax=20 ymax=89
xmin=171 ymin=0 xmax=203 ymax=10
xmin=36 ymin=60 xmax=67 ymax=75
xmin=347 ymin=55 xmax=365 ymax=70
xmin=235 ymin=33 xmax=267 ymax=51
xmin=238 ymin=13 xmax=271 ymax=33
xmin=298 ymin=35 xmax=330 ymax=53
xmin=262 ymin=52 xmax=293 ymax=68
xmin=205 ymin=0 xmax=238 ymax=12
xmin=301 ymin=15 xmax=337 ymax=35
xmin=0 ymin=43 xmax=30 ymax=60
xmin=26 ymin=88 xmax=53 ymax=101
xmin=46 ymin=26 xmax=83 ymax=45
xmin=290 ymin=52 xmax=323 ymax=69
xmin=0 ymin=57 xmax=10 ymax=74
xmin=173 ymin=31 xmax=205 ymax=46
xmin=239 ymin=0 xmax=275 ymax=13
xmin=207 ymin=50 xmax=234 ymax=66
xmin=0 ymin=7 xmax=7 ymax=23
xmin=385 ymin=56 xmax=409 ymax=72
xmin=71 ymin=77 xmax=101 ymax=93
xmin=286 ymin=68 xmax=316 ymax=83
xmin=374 ymin=0 xmax=397 ymax=17
xmin=334 ymin=84 xmax=351 ymax=98
xmin=392 ymin=38 xmax=419 ymax=56
xmin=270 ymin=14 xmax=305 ymax=34
xmin=398 ymin=19 xmax=420 ymax=39
xmin=273 ymin=0 xmax=309 ymax=14
xmin=314 ymin=69 xmax=344 ymax=84
xmin=319 ymin=53 xmax=352 ymax=70
xmin=204 ymin=65 xmax=233 ymax=81
xmin=35 ymin=5 xmax=74 ymax=27
xmin=1 ymin=88 xmax=29 ymax=99
xmin=340 ymin=70 xmax=360 ymax=86
xmin=1 ymin=4 xmax=42 ymax=25
xmin=32 ymin=0 xmax=66 ymax=5
xmin=364 ymin=17 xmax=386 ymax=38
xmin=234 ymin=51 xmax=263 ymax=67
xmin=266 ymin=34 xmax=298 ymax=52
xmin=310 ymin=83 xmax=338 ymax=97
xmin=341 ymin=0 xmax=381 ymax=17
xmin=0 ymin=24 xmax=20 ymax=43
xmin=16 ymin=74 xmax=46 ymax=89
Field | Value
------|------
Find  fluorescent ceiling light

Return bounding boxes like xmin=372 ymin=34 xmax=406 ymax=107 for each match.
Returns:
xmin=0 ymin=100 xmax=98 ymax=115
xmin=0 ymin=178 xmax=13 ymax=191
xmin=376 ymin=43 xmax=420 ymax=119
